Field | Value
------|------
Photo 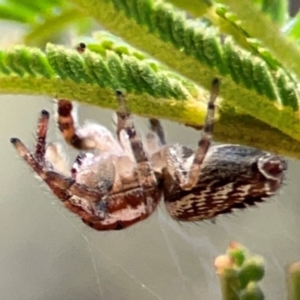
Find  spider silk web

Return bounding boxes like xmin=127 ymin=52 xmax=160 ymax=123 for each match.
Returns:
xmin=1 ymin=95 xmax=300 ymax=300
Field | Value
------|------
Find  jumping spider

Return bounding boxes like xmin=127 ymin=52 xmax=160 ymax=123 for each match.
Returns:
xmin=11 ymin=79 xmax=287 ymax=230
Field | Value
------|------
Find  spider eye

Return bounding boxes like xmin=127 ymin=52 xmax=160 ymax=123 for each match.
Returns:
xmin=257 ymin=154 xmax=287 ymax=180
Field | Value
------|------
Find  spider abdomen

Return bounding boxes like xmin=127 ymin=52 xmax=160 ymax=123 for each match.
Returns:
xmin=67 ymin=187 xmax=162 ymax=230
xmin=163 ymin=144 xmax=286 ymax=221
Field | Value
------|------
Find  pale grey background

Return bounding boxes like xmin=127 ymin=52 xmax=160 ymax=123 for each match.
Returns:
xmin=1 ymin=1 xmax=300 ymax=298
xmin=0 ymin=95 xmax=299 ymax=300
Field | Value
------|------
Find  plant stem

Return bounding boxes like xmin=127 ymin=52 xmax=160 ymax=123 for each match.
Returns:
xmin=287 ymin=262 xmax=300 ymax=300
xmin=1 ymin=75 xmax=300 ymax=158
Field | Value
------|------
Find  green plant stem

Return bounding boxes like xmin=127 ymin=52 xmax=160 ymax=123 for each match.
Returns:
xmin=0 ymin=75 xmax=204 ymax=122
xmin=216 ymin=243 xmax=265 ymax=300
xmin=287 ymin=262 xmax=300 ymax=300
xmin=1 ymin=75 xmax=300 ymax=158
xmin=219 ymin=268 xmax=240 ymax=300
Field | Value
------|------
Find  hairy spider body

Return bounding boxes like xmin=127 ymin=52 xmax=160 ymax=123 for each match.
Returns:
xmin=163 ymin=144 xmax=284 ymax=221
xmin=11 ymin=79 xmax=287 ymax=230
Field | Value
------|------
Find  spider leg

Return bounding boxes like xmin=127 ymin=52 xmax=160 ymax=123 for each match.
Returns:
xmin=12 ymin=107 xmax=160 ymax=230
xmin=35 ymin=111 xmax=79 ymax=177
xmin=45 ymin=143 xmax=71 ymax=176
xmin=144 ymin=118 xmax=166 ymax=156
xmin=174 ymin=78 xmax=220 ymax=190
xmin=115 ymin=90 xmax=148 ymax=163
xmin=11 ymin=137 xmax=104 ymax=202
xmin=11 ymin=109 xmax=105 ymax=201
xmin=35 ymin=109 xmax=49 ymax=161
xmin=115 ymin=90 xmax=157 ymax=189
xmin=149 ymin=118 xmax=166 ymax=146
xmin=56 ymin=100 xmax=89 ymax=150
xmin=56 ymin=99 xmax=122 ymax=154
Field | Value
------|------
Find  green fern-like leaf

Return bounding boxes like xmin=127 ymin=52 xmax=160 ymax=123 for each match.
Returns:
xmin=1 ymin=0 xmax=300 ymax=158
xmin=1 ymin=43 xmax=300 ymax=159
xmin=0 ymin=44 xmax=206 ymax=122
xmin=69 ymin=0 xmax=300 ymax=144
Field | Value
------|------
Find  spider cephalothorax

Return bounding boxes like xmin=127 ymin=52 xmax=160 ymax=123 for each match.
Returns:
xmin=11 ymin=79 xmax=287 ymax=230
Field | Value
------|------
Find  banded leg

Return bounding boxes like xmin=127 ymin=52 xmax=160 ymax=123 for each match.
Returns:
xmin=115 ymin=90 xmax=157 ymax=188
xmin=145 ymin=118 xmax=166 ymax=158
xmin=115 ymin=90 xmax=148 ymax=164
xmin=11 ymin=110 xmax=104 ymax=203
xmin=57 ymin=100 xmax=118 ymax=214
xmin=57 ymin=100 xmax=122 ymax=154
xmin=35 ymin=110 xmax=49 ymax=162
xmin=149 ymin=118 xmax=166 ymax=146
xmin=56 ymin=100 xmax=89 ymax=150
xmin=174 ymin=78 xmax=220 ymax=190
